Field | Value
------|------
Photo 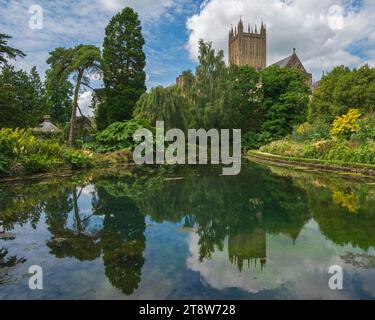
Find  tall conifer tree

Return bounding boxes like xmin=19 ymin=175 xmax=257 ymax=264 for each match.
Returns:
xmin=100 ymin=7 xmax=146 ymax=129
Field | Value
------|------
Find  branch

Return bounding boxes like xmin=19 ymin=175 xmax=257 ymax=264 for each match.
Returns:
xmin=81 ymin=82 xmax=95 ymax=90
xmin=76 ymin=105 xmax=95 ymax=129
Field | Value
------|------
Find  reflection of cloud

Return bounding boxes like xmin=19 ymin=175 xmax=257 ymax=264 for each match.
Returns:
xmin=186 ymin=220 xmax=375 ymax=299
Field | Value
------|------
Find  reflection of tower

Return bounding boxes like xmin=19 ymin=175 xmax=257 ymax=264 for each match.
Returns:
xmin=228 ymin=228 xmax=266 ymax=272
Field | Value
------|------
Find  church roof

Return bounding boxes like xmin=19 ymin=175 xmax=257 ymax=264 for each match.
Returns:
xmin=271 ymin=49 xmax=308 ymax=75
xmin=273 ymin=54 xmax=294 ymax=67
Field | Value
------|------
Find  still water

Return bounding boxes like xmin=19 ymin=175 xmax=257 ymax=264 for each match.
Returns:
xmin=1 ymin=160 xmax=375 ymax=299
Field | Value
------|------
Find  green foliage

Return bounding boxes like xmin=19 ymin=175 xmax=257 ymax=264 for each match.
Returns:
xmin=324 ymin=141 xmax=375 ymax=164
xmin=45 ymin=67 xmax=73 ymax=124
xmin=100 ymin=7 xmax=146 ymax=128
xmin=46 ymin=44 xmax=101 ymax=146
xmin=292 ymin=121 xmax=331 ymax=142
xmin=0 ymin=128 xmax=92 ymax=175
xmin=308 ymin=65 xmax=375 ymax=123
xmin=0 ymin=33 xmax=25 ymax=66
xmin=63 ymin=150 xmax=93 ymax=169
xmin=260 ymin=139 xmax=315 ymax=158
xmin=91 ymin=119 xmax=153 ymax=153
xmin=352 ymin=114 xmax=375 ymax=141
xmin=226 ymin=65 xmax=263 ymax=132
xmin=260 ymin=65 xmax=310 ymax=140
xmin=21 ymin=154 xmax=61 ymax=173
xmin=260 ymin=138 xmax=375 ymax=165
xmin=0 ymin=65 xmax=46 ymax=128
xmin=134 ymin=86 xmax=193 ymax=131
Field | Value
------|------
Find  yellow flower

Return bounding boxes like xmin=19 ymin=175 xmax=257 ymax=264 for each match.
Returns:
xmin=331 ymin=108 xmax=361 ymax=139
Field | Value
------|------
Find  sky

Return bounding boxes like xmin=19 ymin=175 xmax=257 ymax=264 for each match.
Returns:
xmin=1 ymin=0 xmax=374 ymax=116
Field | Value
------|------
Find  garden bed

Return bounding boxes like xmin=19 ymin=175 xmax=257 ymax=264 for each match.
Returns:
xmin=247 ymin=150 xmax=375 ymax=179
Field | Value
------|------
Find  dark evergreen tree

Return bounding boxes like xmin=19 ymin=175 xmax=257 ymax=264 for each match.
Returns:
xmin=0 ymin=65 xmax=46 ymax=127
xmin=45 ymin=67 xmax=73 ymax=125
xmin=101 ymin=7 xmax=146 ymax=129
xmin=0 ymin=33 xmax=25 ymax=67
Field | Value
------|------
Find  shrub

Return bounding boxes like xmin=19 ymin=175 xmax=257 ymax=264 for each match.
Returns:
xmin=0 ymin=128 xmax=36 ymax=159
xmin=352 ymin=114 xmax=375 ymax=142
xmin=0 ymin=128 xmax=94 ymax=175
xmin=63 ymin=150 xmax=93 ymax=169
xmin=324 ymin=143 xmax=353 ymax=162
xmin=21 ymin=154 xmax=61 ymax=173
xmin=260 ymin=139 xmax=313 ymax=158
xmin=91 ymin=119 xmax=153 ymax=153
xmin=292 ymin=121 xmax=331 ymax=142
xmin=351 ymin=141 xmax=375 ymax=164
xmin=0 ymin=154 xmax=10 ymax=173
xmin=331 ymin=108 xmax=361 ymax=140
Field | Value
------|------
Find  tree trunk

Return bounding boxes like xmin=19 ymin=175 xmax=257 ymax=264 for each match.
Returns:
xmin=68 ymin=69 xmax=84 ymax=147
xmin=72 ymin=186 xmax=83 ymax=234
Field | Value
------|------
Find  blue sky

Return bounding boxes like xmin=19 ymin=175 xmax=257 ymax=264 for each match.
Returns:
xmin=0 ymin=0 xmax=204 ymax=88
xmin=1 ymin=0 xmax=374 ymax=114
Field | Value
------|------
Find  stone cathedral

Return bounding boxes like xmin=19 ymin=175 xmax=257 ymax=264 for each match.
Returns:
xmin=228 ymin=19 xmax=267 ymax=70
xmin=177 ymin=19 xmax=313 ymax=87
xmin=228 ymin=19 xmax=312 ymax=85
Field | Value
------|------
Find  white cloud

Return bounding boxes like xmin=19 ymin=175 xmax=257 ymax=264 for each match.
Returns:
xmin=98 ymin=0 xmax=176 ymax=21
xmin=186 ymin=0 xmax=375 ymax=80
xmin=0 ymin=0 xmax=183 ymax=78
xmin=78 ymin=91 xmax=94 ymax=117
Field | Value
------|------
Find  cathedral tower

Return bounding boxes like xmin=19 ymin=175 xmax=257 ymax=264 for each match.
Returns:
xmin=228 ymin=19 xmax=267 ymax=70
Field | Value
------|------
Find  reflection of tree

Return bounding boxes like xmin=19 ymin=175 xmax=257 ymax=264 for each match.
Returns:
xmin=110 ymin=164 xmax=311 ymax=268
xmin=0 ymin=248 xmax=26 ymax=285
xmin=332 ymin=191 xmax=359 ymax=214
xmin=228 ymin=228 xmax=266 ymax=271
xmin=93 ymin=187 xmax=145 ymax=295
xmin=3 ymin=162 xmax=375 ymax=290
xmin=311 ymin=187 xmax=375 ymax=250
xmin=45 ymin=186 xmax=101 ymax=261
xmin=268 ymin=165 xmax=375 ymax=250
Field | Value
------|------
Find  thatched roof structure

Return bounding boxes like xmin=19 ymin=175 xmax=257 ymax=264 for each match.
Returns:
xmin=32 ymin=115 xmax=62 ymax=134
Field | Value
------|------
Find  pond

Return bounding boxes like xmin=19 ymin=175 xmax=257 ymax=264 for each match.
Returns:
xmin=1 ymin=160 xmax=375 ymax=299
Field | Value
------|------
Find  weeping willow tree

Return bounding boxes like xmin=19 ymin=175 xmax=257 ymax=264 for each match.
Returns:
xmin=133 ymin=86 xmax=193 ymax=132
xmin=194 ymin=40 xmax=228 ymax=128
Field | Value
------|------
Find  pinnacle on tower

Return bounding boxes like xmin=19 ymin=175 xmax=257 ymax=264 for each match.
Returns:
xmin=238 ymin=18 xmax=243 ymax=33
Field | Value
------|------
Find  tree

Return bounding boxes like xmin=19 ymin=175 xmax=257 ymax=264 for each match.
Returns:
xmin=101 ymin=7 xmax=146 ymax=128
xmin=0 ymin=34 xmax=25 ymax=67
xmin=194 ymin=40 xmax=227 ymax=128
xmin=134 ymin=86 xmax=193 ymax=131
xmin=260 ymin=65 xmax=310 ymax=141
xmin=308 ymin=65 xmax=375 ymax=123
xmin=45 ymin=67 xmax=73 ymax=125
xmin=0 ymin=65 xmax=46 ymax=128
xmin=46 ymin=45 xmax=101 ymax=146
xmin=227 ymin=65 xmax=263 ymax=132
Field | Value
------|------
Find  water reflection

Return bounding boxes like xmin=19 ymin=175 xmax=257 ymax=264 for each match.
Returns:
xmin=1 ymin=162 xmax=375 ymax=299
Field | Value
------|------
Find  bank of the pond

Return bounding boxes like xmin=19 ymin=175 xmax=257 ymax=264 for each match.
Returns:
xmin=0 ymin=150 xmax=134 ymax=183
xmin=247 ymin=150 xmax=375 ymax=180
